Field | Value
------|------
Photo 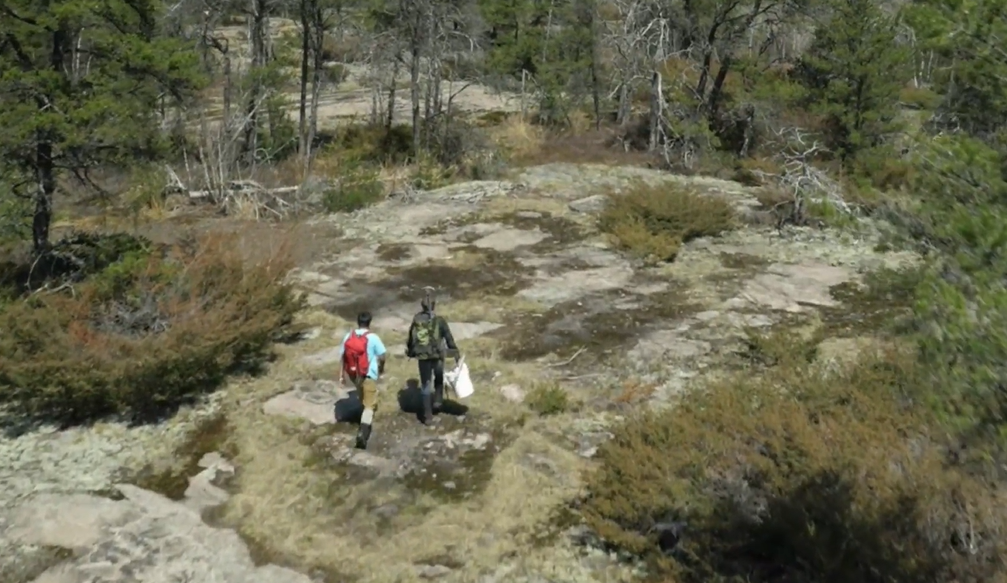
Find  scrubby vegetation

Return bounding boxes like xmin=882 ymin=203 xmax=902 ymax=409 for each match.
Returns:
xmin=581 ymin=129 xmax=1007 ymax=581
xmin=3 ymin=0 xmax=1007 ymax=578
xmin=0 ymin=232 xmax=304 ymax=424
xmin=582 ymin=339 xmax=1007 ymax=583
xmin=599 ymin=182 xmax=738 ymax=263
xmin=526 ymin=383 xmax=571 ymax=416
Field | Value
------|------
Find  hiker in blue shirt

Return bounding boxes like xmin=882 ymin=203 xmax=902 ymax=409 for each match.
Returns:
xmin=338 ymin=311 xmax=387 ymax=449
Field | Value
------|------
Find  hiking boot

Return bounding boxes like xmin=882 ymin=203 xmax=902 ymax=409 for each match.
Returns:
xmin=432 ymin=385 xmax=444 ymax=412
xmin=355 ymin=423 xmax=372 ymax=449
xmin=422 ymin=393 xmax=438 ymax=425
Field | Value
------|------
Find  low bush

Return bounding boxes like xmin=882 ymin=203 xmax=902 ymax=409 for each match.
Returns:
xmin=336 ymin=123 xmax=414 ymax=164
xmin=581 ymin=345 xmax=1007 ymax=583
xmin=899 ymin=85 xmax=941 ymax=111
xmin=320 ymin=156 xmax=384 ymax=213
xmin=526 ymin=383 xmax=570 ymax=416
xmin=0 ymin=231 xmax=305 ymax=424
xmin=599 ymin=181 xmax=737 ymax=263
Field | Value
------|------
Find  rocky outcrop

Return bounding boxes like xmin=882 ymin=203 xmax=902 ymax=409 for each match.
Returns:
xmin=5 ymin=485 xmax=310 ymax=583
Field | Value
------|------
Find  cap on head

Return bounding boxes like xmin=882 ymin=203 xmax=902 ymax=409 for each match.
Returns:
xmin=357 ymin=311 xmax=372 ymax=328
xmin=421 ymin=288 xmax=436 ymax=312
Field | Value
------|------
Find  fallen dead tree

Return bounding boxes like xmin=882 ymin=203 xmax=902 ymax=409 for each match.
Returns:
xmin=748 ymin=127 xmax=857 ymax=228
xmin=165 ymin=165 xmax=304 ymax=220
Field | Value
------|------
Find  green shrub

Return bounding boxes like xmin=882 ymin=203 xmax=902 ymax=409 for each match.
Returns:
xmin=337 ymin=123 xmax=414 ymax=164
xmin=0 ymin=232 xmax=305 ymax=424
xmin=526 ymin=383 xmax=569 ymax=416
xmin=581 ymin=348 xmax=1005 ymax=583
xmin=899 ymin=85 xmax=941 ymax=110
xmin=599 ymin=181 xmax=737 ymax=263
xmin=321 ymin=157 xmax=384 ymax=213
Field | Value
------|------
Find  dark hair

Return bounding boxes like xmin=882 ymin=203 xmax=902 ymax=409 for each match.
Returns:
xmin=357 ymin=311 xmax=372 ymax=328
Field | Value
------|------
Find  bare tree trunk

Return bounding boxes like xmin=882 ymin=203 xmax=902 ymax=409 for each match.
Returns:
xmin=243 ymin=0 xmax=269 ymax=164
xmin=590 ymin=54 xmax=601 ymax=130
xmin=222 ymin=47 xmax=232 ymax=127
xmin=370 ymin=54 xmax=380 ymax=125
xmin=423 ymin=59 xmax=434 ymax=148
xmin=618 ymin=82 xmax=630 ymax=126
xmin=386 ymin=57 xmax=400 ymax=131
xmin=298 ymin=0 xmax=310 ymax=157
xmin=649 ymin=71 xmax=662 ymax=152
xmin=706 ymin=53 xmax=732 ymax=117
xmin=305 ymin=7 xmax=325 ymax=176
xmin=33 ymin=27 xmax=67 ymax=253
xmin=409 ymin=6 xmax=422 ymax=156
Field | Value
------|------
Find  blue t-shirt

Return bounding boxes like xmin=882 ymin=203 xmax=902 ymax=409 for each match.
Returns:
xmin=338 ymin=328 xmax=387 ymax=380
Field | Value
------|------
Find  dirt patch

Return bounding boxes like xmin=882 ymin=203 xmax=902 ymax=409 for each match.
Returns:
xmin=376 ymin=242 xmax=414 ymax=263
xmin=718 ymin=251 xmax=771 ymax=271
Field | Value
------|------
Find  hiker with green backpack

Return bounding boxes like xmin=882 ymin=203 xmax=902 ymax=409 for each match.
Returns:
xmin=406 ymin=293 xmax=460 ymax=425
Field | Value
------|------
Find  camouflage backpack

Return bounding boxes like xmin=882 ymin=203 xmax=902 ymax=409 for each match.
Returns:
xmin=411 ymin=311 xmax=443 ymax=360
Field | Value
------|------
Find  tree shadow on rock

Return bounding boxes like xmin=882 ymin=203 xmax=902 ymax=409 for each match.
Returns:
xmin=397 ymin=379 xmax=470 ymax=422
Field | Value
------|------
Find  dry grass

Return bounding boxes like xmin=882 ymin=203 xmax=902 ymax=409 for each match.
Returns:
xmin=437 ymin=294 xmax=547 ymax=324
xmin=489 ymin=115 xmax=546 ymax=162
xmin=487 ymin=114 xmax=652 ymax=169
xmin=206 ymin=303 xmax=602 ymax=583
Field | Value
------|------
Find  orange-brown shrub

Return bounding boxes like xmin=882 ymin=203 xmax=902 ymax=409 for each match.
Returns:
xmin=0 ymin=232 xmax=305 ymax=424
xmin=581 ymin=345 xmax=1007 ymax=583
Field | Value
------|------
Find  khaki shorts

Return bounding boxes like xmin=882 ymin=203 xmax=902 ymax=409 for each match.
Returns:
xmin=353 ymin=377 xmax=378 ymax=411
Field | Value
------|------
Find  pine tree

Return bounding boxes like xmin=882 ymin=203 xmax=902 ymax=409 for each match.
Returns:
xmin=907 ymin=0 xmax=1007 ymax=142
xmin=0 ymin=0 xmax=204 ymax=252
xmin=797 ymin=0 xmax=910 ymax=162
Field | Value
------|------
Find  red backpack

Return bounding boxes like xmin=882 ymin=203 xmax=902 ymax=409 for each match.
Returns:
xmin=342 ymin=330 xmax=371 ymax=380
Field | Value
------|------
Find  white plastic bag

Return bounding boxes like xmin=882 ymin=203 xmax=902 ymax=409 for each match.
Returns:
xmin=446 ymin=356 xmax=474 ymax=399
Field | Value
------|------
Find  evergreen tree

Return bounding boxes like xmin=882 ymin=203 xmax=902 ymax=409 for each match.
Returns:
xmin=906 ymin=0 xmax=1007 ymax=145
xmin=797 ymin=0 xmax=910 ymax=162
xmin=0 ymin=0 xmax=204 ymax=252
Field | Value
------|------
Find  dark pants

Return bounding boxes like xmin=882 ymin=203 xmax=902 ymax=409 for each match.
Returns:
xmin=418 ymin=358 xmax=444 ymax=397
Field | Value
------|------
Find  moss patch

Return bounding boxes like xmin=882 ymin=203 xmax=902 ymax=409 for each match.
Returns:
xmin=2 ymin=545 xmax=75 ymax=583
xmin=821 ymin=267 xmax=921 ymax=337
xmin=493 ymin=282 xmax=699 ymax=362
xmin=400 ymin=427 xmax=513 ymax=504
xmin=130 ymin=413 xmax=235 ymax=500
xmin=420 ymin=210 xmax=589 ymax=255
xmin=387 ymin=248 xmax=534 ymax=299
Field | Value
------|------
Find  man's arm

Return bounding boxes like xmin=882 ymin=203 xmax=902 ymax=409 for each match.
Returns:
xmin=337 ymin=333 xmax=350 ymax=382
xmin=439 ymin=317 xmax=459 ymax=356
xmin=373 ymin=335 xmax=388 ymax=375
xmin=405 ymin=320 xmax=416 ymax=357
